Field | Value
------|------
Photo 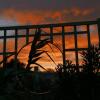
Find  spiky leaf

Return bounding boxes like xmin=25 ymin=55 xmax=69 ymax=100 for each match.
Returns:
xmin=34 ymin=63 xmax=47 ymax=71
xmin=31 ymin=51 xmax=44 ymax=59
xmin=30 ymin=57 xmax=42 ymax=64
xmin=36 ymin=38 xmax=49 ymax=49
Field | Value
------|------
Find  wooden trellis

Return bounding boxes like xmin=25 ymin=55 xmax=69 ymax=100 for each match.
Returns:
xmin=0 ymin=18 xmax=100 ymax=67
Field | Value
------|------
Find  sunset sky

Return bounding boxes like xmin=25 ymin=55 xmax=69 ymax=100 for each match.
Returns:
xmin=0 ymin=0 xmax=99 ymax=26
xmin=0 ymin=0 xmax=99 ymax=70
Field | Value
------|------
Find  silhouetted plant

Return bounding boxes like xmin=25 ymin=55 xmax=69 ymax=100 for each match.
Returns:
xmin=55 ymin=60 xmax=78 ymax=100
xmin=0 ymin=59 xmax=27 ymax=94
xmin=56 ymin=60 xmax=76 ymax=75
xmin=78 ymin=45 xmax=100 ymax=100
xmin=0 ymin=58 xmax=39 ymax=100
xmin=6 ymin=59 xmax=25 ymax=69
xmin=26 ymin=29 xmax=49 ymax=70
xmin=80 ymin=45 xmax=100 ymax=74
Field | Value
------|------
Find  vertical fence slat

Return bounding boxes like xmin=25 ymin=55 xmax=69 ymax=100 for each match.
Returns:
xmin=97 ymin=18 xmax=100 ymax=48
xmin=3 ymin=29 xmax=7 ymax=67
xmin=74 ymin=25 xmax=79 ymax=67
xmin=87 ymin=25 xmax=91 ymax=48
xmin=38 ymin=28 xmax=41 ymax=41
xmin=26 ymin=28 xmax=29 ymax=44
xmin=50 ymin=27 xmax=53 ymax=43
xmin=15 ymin=29 xmax=18 ymax=67
xmin=62 ymin=26 xmax=66 ymax=68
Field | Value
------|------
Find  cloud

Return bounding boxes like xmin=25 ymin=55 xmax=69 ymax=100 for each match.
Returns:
xmin=0 ymin=0 xmax=99 ymax=11
xmin=70 ymin=8 xmax=94 ymax=17
xmin=0 ymin=8 xmax=95 ymax=25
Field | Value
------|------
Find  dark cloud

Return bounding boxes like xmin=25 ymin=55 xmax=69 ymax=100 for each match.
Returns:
xmin=0 ymin=0 xmax=99 ymax=25
xmin=0 ymin=0 xmax=99 ymax=11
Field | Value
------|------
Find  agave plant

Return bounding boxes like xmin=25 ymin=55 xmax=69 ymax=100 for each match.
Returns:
xmin=26 ymin=29 xmax=50 ymax=70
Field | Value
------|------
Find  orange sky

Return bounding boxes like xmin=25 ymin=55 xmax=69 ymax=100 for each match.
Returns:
xmin=1 ymin=8 xmax=94 ymax=25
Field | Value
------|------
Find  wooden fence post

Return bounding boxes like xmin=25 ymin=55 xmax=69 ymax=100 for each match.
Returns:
xmin=97 ymin=18 xmax=100 ymax=48
xmin=3 ymin=30 xmax=7 ymax=67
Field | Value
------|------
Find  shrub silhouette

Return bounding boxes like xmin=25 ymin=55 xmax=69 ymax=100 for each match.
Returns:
xmin=55 ymin=45 xmax=100 ymax=100
xmin=55 ymin=60 xmax=78 ymax=100
xmin=80 ymin=45 xmax=100 ymax=74
xmin=0 ymin=59 xmax=28 ymax=97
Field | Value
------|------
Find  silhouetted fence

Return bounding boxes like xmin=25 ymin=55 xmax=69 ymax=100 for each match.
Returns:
xmin=0 ymin=18 xmax=100 ymax=67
